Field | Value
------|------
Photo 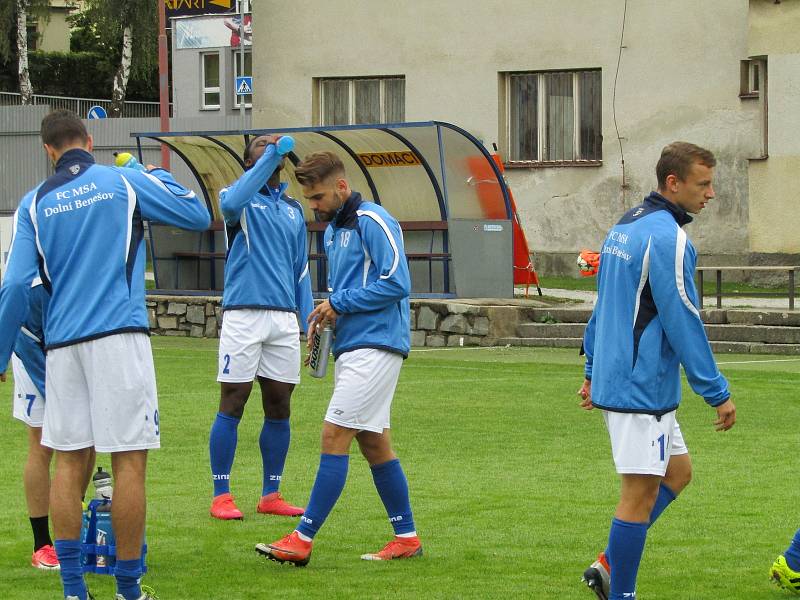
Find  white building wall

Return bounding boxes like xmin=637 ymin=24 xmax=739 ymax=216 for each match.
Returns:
xmin=253 ymin=0 xmax=761 ymax=271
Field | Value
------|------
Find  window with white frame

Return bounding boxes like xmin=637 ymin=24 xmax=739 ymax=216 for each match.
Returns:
xmin=740 ymin=59 xmax=760 ymax=98
xmin=201 ymin=52 xmax=221 ymax=110
xmin=318 ymin=76 xmax=405 ymax=125
xmin=233 ymin=50 xmax=252 ymax=108
xmin=505 ymin=69 xmax=602 ymax=163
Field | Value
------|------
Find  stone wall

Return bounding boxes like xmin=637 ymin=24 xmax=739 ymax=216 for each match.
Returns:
xmin=147 ymin=296 xmax=543 ymax=345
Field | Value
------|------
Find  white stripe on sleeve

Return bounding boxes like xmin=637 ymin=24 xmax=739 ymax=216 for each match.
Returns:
xmin=121 ymin=175 xmax=137 ymax=265
xmin=675 ymin=227 xmax=700 ymax=317
xmin=632 ymin=237 xmax=651 ymax=325
xmin=356 ymin=210 xmax=400 ymax=279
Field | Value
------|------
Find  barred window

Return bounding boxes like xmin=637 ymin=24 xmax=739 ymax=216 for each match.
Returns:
xmin=318 ymin=76 xmax=405 ymax=125
xmin=506 ymin=69 xmax=602 ymax=164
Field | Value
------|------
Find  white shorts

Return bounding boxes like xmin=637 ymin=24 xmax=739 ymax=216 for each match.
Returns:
xmin=11 ymin=354 xmax=45 ymax=428
xmin=603 ymin=410 xmax=687 ymax=476
xmin=42 ymin=333 xmax=160 ymax=453
xmin=325 ymin=348 xmax=403 ymax=433
xmin=218 ymin=309 xmax=301 ymax=384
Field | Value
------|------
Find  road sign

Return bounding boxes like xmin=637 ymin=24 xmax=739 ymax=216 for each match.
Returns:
xmin=235 ymin=76 xmax=253 ymax=95
xmin=87 ymin=105 xmax=107 ymax=119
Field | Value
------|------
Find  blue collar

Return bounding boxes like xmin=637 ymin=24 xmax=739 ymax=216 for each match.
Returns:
xmin=333 ymin=192 xmax=363 ymax=229
xmin=645 ymin=191 xmax=693 ymax=227
xmin=55 ymin=148 xmax=95 ymax=173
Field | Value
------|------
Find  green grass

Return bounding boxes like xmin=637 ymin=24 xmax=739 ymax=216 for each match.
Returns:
xmin=1 ymin=340 xmax=799 ymax=599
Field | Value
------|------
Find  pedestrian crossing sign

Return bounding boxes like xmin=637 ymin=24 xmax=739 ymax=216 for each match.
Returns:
xmin=236 ymin=77 xmax=253 ymax=96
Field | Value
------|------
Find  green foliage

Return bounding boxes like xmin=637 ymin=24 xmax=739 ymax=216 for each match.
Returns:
xmin=79 ymin=0 xmax=158 ymax=82
xmin=0 ymin=0 xmax=51 ymax=63
xmin=0 ymin=341 xmax=797 ymax=599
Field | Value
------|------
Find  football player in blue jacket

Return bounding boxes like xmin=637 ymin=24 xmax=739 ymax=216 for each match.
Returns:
xmin=578 ymin=142 xmax=736 ymax=600
xmin=0 ymin=109 xmax=209 ymax=600
xmin=257 ymin=151 xmax=421 ymax=566
xmin=10 ymin=281 xmax=95 ymax=571
xmin=208 ymin=134 xmax=312 ymax=520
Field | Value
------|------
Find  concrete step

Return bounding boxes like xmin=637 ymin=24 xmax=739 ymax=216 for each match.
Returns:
xmin=517 ymin=322 xmax=587 ymax=338
xmin=528 ymin=307 xmax=593 ymax=323
xmin=711 ymin=341 xmax=800 ymax=355
xmin=705 ymin=324 xmax=800 ymax=344
xmin=497 ymin=337 xmax=583 ymax=348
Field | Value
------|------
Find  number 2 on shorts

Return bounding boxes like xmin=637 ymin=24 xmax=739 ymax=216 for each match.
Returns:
xmin=223 ymin=354 xmax=231 ymax=374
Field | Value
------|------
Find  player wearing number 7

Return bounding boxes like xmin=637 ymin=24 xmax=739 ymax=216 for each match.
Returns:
xmin=8 ymin=280 xmax=95 ymax=572
xmin=578 ymin=142 xmax=736 ymax=600
xmin=208 ymin=134 xmax=313 ymax=520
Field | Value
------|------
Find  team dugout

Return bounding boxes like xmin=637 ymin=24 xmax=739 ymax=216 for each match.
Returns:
xmin=133 ymin=121 xmax=516 ymax=298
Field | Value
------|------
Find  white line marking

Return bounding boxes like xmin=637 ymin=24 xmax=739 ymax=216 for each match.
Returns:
xmin=718 ymin=357 xmax=800 ymax=365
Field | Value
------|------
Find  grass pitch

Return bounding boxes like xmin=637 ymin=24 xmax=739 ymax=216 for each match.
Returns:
xmin=0 ymin=339 xmax=798 ymax=599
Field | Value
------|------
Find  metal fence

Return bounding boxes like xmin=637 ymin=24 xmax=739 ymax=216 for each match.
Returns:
xmin=0 ymin=92 xmax=168 ymax=119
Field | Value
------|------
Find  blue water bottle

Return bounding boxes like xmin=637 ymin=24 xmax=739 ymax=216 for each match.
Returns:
xmin=92 ymin=467 xmax=114 ymax=573
xmin=113 ymin=151 xmax=147 ymax=172
xmin=276 ymin=135 xmax=294 ymax=155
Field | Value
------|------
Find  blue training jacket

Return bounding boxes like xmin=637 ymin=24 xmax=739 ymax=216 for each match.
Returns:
xmin=325 ymin=192 xmax=411 ymax=359
xmin=583 ymin=192 xmax=730 ymax=416
xmin=0 ymin=148 xmax=210 ymax=367
xmin=220 ymin=145 xmax=313 ymax=332
xmin=12 ymin=280 xmax=49 ymax=397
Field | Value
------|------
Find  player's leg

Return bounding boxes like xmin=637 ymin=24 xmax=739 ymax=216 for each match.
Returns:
xmin=596 ymin=411 xmax=675 ymax=600
xmin=25 ymin=425 xmax=59 ymax=569
xmin=358 ymin=429 xmax=422 ymax=561
xmin=12 ymin=355 xmax=59 ymax=569
xmin=83 ymin=333 xmax=160 ymax=600
xmin=43 ymin=343 xmax=95 ymax=599
xmin=770 ymin=527 xmax=800 ymax=594
xmin=211 ymin=309 xmax=263 ymax=519
xmin=256 ymin=377 xmax=303 ymax=516
xmin=110 ymin=450 xmax=149 ymax=600
xmin=50 ymin=448 xmax=94 ymax=599
xmin=255 ymin=311 xmax=303 ymax=515
xmin=256 ymin=421 xmax=356 ymax=566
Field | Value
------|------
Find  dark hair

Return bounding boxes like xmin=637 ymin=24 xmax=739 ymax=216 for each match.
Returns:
xmin=294 ymin=151 xmax=345 ymax=187
xmin=243 ymin=135 xmax=259 ymax=163
xmin=656 ymin=142 xmax=716 ymax=189
xmin=40 ymin=109 xmax=89 ymax=150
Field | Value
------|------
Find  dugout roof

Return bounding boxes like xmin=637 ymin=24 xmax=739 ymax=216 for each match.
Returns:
xmin=131 ymin=121 xmax=513 ymax=223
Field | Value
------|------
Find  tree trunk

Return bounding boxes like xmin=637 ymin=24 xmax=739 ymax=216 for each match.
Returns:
xmin=16 ymin=0 xmax=33 ymax=105
xmin=110 ymin=24 xmax=133 ymax=117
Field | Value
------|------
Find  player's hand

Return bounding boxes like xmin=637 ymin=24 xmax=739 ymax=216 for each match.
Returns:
xmin=713 ymin=398 xmax=736 ymax=431
xmin=577 ymin=378 xmax=592 ymax=409
xmin=0 ymin=372 xmax=6 ymax=383
xmin=308 ymin=300 xmax=338 ymax=332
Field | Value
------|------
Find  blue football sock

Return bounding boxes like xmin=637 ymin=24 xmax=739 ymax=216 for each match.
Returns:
xmin=607 ymin=518 xmax=648 ymax=600
xmin=371 ymin=459 xmax=416 ymax=535
xmin=785 ymin=527 xmax=800 ymax=571
xmin=209 ymin=412 xmax=240 ymax=496
xmin=260 ymin=417 xmax=291 ymax=496
xmin=54 ymin=539 xmax=86 ymax=599
xmin=296 ymin=454 xmax=349 ymax=540
xmin=648 ymin=482 xmax=677 ymax=527
xmin=114 ymin=558 xmax=143 ymax=600
xmin=602 ymin=482 xmax=678 ymax=557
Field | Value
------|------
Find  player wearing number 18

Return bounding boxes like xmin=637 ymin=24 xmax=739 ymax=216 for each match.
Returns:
xmin=256 ymin=151 xmax=421 ymax=566
xmin=578 ymin=142 xmax=736 ymax=600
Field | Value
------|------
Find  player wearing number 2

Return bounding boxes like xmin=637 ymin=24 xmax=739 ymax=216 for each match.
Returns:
xmin=208 ymin=134 xmax=313 ymax=520
xmin=578 ymin=142 xmax=736 ymax=600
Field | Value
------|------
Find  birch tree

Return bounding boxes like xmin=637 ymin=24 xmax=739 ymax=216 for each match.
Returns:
xmin=0 ymin=0 xmax=49 ymax=103
xmin=81 ymin=0 xmax=157 ymax=117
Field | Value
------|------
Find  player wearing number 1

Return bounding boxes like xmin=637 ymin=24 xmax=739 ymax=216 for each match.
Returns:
xmin=578 ymin=142 xmax=736 ymax=600
xmin=208 ymin=134 xmax=313 ymax=520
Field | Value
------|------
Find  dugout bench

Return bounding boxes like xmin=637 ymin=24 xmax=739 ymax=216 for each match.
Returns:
xmin=138 ymin=121 xmax=519 ymax=299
